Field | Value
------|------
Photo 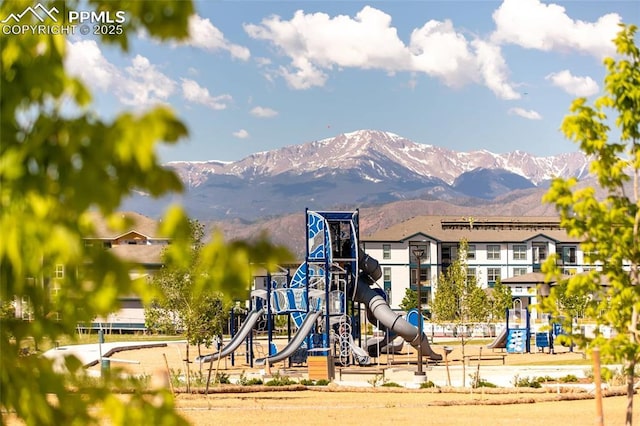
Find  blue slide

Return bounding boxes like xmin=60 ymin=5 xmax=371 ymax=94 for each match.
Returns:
xmin=196 ymin=308 xmax=265 ymax=363
xmin=254 ymin=310 xmax=322 ymax=366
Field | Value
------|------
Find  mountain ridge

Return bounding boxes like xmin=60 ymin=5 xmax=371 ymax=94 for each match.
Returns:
xmin=123 ymin=129 xmax=591 ymax=222
xmin=166 ymin=129 xmax=589 ymax=188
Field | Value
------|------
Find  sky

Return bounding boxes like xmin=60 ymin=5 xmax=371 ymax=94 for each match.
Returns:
xmin=64 ymin=0 xmax=639 ymax=163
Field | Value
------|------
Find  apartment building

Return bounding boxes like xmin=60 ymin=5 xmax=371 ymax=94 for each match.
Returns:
xmin=14 ymin=211 xmax=169 ymax=331
xmin=361 ymin=216 xmax=585 ymax=318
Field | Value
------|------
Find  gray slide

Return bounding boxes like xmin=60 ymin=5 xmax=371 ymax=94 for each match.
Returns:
xmin=254 ymin=310 xmax=322 ymax=366
xmin=487 ymin=327 xmax=507 ymax=349
xmin=196 ymin=308 xmax=265 ymax=363
xmin=354 ymin=276 xmax=443 ymax=361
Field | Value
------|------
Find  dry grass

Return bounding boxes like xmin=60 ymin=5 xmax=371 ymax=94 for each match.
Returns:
xmin=174 ymin=389 xmax=637 ymax=426
xmin=79 ymin=337 xmax=640 ymax=425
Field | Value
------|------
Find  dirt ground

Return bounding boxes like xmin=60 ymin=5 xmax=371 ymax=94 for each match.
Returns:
xmin=91 ymin=337 xmax=590 ymax=378
xmin=175 ymin=390 xmax=637 ymax=426
xmin=87 ymin=338 xmax=639 ymax=426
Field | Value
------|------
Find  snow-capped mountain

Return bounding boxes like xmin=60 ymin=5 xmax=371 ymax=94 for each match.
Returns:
xmin=168 ymin=130 xmax=588 ymax=187
xmin=126 ymin=130 xmax=590 ymax=220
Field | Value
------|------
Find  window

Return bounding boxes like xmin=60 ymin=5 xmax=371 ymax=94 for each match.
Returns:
xmin=411 ymin=266 xmax=430 ymax=286
xmin=466 ymin=245 xmax=476 ymax=260
xmin=487 ymin=245 xmax=501 ymax=260
xmin=466 ymin=267 xmax=476 ymax=283
xmin=487 ymin=268 xmax=501 ymax=283
xmin=383 ymin=267 xmax=391 ymax=304
xmin=442 ymin=245 xmax=456 ymax=265
xmin=532 ymin=244 xmax=547 ymax=263
xmin=50 ymin=280 xmax=61 ymax=297
xmin=561 ymin=246 xmax=577 ymax=265
xmin=383 ymin=267 xmax=391 ymax=282
xmin=21 ymin=296 xmax=31 ymax=321
xmin=54 ymin=264 xmax=64 ymax=279
xmin=382 ymin=244 xmax=391 ymax=259
xmin=410 ymin=244 xmax=429 ymax=263
xmin=513 ymin=267 xmax=527 ymax=277
xmin=512 ymin=245 xmax=527 ymax=261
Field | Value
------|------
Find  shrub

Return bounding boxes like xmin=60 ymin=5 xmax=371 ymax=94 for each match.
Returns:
xmin=559 ymin=374 xmax=579 ymax=383
xmin=215 ymin=372 xmax=230 ymax=384
xmin=265 ymin=373 xmax=297 ymax=386
xmin=299 ymin=378 xmax=330 ymax=386
xmin=512 ymin=375 xmax=542 ymax=388
xmin=420 ymin=381 xmax=437 ymax=389
xmin=470 ymin=372 xmax=497 ymax=388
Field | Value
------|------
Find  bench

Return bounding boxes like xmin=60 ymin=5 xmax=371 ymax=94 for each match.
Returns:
xmin=463 ymin=354 xmax=507 ymax=365
xmin=337 ymin=367 xmax=384 ymax=380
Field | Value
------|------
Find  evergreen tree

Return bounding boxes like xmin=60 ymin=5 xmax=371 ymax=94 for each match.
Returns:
xmin=399 ymin=288 xmax=418 ymax=312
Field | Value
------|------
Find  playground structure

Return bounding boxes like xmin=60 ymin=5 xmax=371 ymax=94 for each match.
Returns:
xmin=198 ymin=209 xmax=442 ymax=370
xmin=487 ymin=307 xmax=530 ymax=353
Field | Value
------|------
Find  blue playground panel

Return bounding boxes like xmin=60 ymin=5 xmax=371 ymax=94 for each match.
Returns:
xmin=406 ymin=308 xmax=425 ymax=333
xmin=536 ymin=331 xmax=550 ymax=349
xmin=507 ymin=329 xmax=527 ymax=353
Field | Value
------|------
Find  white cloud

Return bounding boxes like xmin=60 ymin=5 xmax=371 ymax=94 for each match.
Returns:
xmin=120 ymin=55 xmax=176 ymax=106
xmin=250 ymin=106 xmax=278 ymax=118
xmin=409 ymin=19 xmax=477 ymax=87
xmin=65 ymin=39 xmax=118 ymax=92
xmin=233 ymin=129 xmax=250 ymax=138
xmin=66 ymin=40 xmax=176 ymax=108
xmin=181 ymin=79 xmax=232 ymax=110
xmin=255 ymin=57 xmax=272 ymax=66
xmin=545 ymin=70 xmax=599 ymax=97
xmin=508 ymin=107 xmax=542 ymax=120
xmin=244 ymin=6 xmax=520 ymax=99
xmin=472 ymin=39 xmax=520 ymax=100
xmin=187 ymin=14 xmax=250 ymax=60
xmin=491 ymin=0 xmax=620 ymax=59
xmin=244 ymin=6 xmax=410 ymax=89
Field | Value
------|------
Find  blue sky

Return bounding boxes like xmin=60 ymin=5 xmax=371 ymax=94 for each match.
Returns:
xmin=64 ymin=0 xmax=639 ymax=162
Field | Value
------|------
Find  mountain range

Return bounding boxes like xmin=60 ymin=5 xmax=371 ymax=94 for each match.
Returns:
xmin=123 ymin=130 xmax=591 ymax=225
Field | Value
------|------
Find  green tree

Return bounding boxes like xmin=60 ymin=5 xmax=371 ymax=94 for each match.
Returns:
xmin=0 ymin=1 xmax=291 ymax=424
xmin=541 ymin=24 xmax=639 ymax=425
xmin=433 ymin=240 xmax=490 ymax=325
xmin=146 ymin=220 xmax=229 ymax=351
xmin=432 ymin=240 xmax=489 ymax=386
xmin=551 ymin=281 xmax=590 ymax=320
xmin=399 ymin=288 xmax=418 ymax=312
xmin=488 ymin=279 xmax=512 ymax=323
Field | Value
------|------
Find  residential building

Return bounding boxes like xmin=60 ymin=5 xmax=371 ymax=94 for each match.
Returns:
xmin=86 ymin=211 xmax=170 ymax=331
xmin=361 ymin=215 xmax=586 ymax=320
xmin=14 ymin=211 xmax=169 ymax=332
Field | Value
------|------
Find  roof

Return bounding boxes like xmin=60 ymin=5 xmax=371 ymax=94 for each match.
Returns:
xmin=502 ymin=272 xmax=552 ymax=284
xmin=86 ymin=211 xmax=168 ymax=240
xmin=109 ymin=244 xmax=166 ymax=265
xmin=363 ymin=215 xmax=580 ymax=244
